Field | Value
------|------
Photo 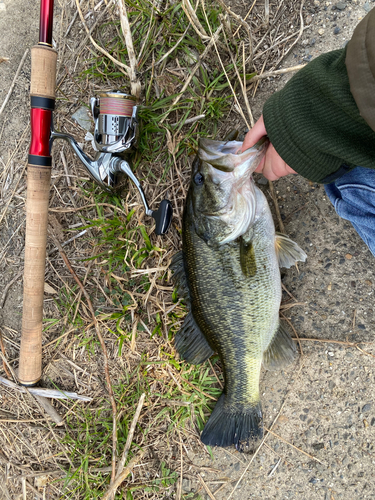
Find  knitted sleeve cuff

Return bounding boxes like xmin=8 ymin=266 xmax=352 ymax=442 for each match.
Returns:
xmin=262 ymin=49 xmax=370 ymax=183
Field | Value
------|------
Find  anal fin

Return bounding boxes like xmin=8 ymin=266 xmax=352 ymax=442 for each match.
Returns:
xmin=263 ymin=321 xmax=298 ymax=371
xmin=175 ymin=311 xmax=214 ymax=365
xmin=275 ymin=233 xmax=307 ymax=269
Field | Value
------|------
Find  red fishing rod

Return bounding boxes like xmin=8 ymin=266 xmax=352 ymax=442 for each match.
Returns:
xmin=19 ymin=0 xmax=172 ymax=386
xmin=18 ymin=0 xmax=57 ymax=386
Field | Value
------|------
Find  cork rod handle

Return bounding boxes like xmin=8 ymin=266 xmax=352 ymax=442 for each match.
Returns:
xmin=18 ymin=165 xmax=52 ymax=385
xmin=29 ymin=45 xmax=57 ymax=99
xmin=18 ymin=45 xmax=57 ymax=386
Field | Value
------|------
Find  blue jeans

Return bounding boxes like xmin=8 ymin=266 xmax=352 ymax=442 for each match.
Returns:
xmin=325 ymin=167 xmax=375 ymax=257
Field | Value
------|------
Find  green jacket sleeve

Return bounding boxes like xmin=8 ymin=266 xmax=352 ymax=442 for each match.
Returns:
xmin=262 ymin=11 xmax=375 ymax=184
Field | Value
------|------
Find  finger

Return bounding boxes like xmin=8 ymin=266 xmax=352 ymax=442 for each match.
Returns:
xmin=260 ymin=147 xmax=281 ymax=181
xmin=240 ymin=115 xmax=267 ymax=152
xmin=254 ymin=156 xmax=265 ymax=173
xmin=262 ymin=159 xmax=280 ymax=181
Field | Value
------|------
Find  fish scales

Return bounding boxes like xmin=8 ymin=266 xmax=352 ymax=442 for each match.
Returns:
xmin=171 ymin=137 xmax=307 ymax=450
xmin=183 ymin=198 xmax=280 ymax=406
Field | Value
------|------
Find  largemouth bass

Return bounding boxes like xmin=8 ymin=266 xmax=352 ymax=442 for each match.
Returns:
xmin=170 ymin=137 xmax=307 ymax=450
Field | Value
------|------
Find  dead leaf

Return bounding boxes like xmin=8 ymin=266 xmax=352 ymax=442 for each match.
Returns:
xmin=35 ymin=475 xmax=48 ymax=487
xmin=44 ymin=283 xmax=57 ymax=294
xmin=165 ymin=129 xmax=179 ymax=156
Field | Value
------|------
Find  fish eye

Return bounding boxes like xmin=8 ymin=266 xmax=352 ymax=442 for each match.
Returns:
xmin=194 ymin=172 xmax=204 ymax=186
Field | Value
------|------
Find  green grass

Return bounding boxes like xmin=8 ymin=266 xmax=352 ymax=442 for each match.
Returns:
xmin=51 ymin=352 xmax=222 ymax=498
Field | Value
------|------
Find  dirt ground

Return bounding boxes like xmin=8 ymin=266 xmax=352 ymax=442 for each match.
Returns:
xmin=1 ymin=0 xmax=375 ymax=499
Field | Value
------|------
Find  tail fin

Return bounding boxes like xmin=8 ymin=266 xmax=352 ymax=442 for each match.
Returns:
xmin=200 ymin=394 xmax=263 ymax=451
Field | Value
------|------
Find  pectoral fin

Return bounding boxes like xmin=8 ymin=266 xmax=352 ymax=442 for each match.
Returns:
xmin=240 ymin=238 xmax=257 ymax=277
xmin=275 ymin=233 xmax=307 ymax=269
xmin=175 ymin=312 xmax=215 ymax=365
xmin=263 ymin=321 xmax=297 ymax=371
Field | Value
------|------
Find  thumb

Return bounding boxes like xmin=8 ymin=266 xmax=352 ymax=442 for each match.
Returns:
xmin=240 ymin=115 xmax=267 ymax=152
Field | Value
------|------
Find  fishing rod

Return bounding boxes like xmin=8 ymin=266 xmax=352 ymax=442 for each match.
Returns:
xmin=19 ymin=0 xmax=172 ymax=386
xmin=18 ymin=0 xmax=57 ymax=386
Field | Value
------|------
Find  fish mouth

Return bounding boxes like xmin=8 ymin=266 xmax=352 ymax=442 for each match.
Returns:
xmin=254 ymin=136 xmax=268 ymax=146
xmin=198 ymin=137 xmax=269 ymax=174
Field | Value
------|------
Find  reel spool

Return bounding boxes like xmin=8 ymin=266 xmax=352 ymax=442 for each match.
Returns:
xmin=90 ymin=91 xmax=139 ymax=154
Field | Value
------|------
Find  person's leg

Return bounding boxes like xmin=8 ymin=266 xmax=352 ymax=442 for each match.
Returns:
xmin=324 ymin=166 xmax=375 ymax=257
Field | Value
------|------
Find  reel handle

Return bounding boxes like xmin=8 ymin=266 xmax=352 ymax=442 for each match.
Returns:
xmin=152 ymin=200 xmax=173 ymax=235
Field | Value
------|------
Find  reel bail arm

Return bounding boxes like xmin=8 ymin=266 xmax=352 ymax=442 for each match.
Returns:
xmin=112 ymin=158 xmax=173 ymax=235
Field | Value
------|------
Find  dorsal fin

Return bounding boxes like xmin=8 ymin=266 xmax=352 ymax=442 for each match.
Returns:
xmin=175 ymin=312 xmax=215 ymax=365
xmin=170 ymin=251 xmax=190 ymax=302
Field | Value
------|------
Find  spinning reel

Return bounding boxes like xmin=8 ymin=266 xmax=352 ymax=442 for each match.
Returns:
xmin=51 ymin=91 xmax=172 ymax=235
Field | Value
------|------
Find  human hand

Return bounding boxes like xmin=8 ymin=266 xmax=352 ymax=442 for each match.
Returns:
xmin=241 ymin=116 xmax=297 ymax=181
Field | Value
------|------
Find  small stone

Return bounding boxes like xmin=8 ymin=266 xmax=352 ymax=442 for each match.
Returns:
xmin=318 ymin=28 xmax=325 ymax=35
xmin=362 ymin=403 xmax=372 ymax=413
xmin=345 ymin=253 xmax=352 ymax=260
xmin=334 ymin=26 xmax=341 ymax=35
xmin=309 ymin=477 xmax=318 ymax=484
xmin=336 ymin=1 xmax=346 ymax=9
xmin=234 ymin=462 xmax=240 ymax=471
xmin=327 ymin=283 xmax=332 ymax=291
xmin=257 ymin=176 xmax=268 ymax=186
xmin=364 ymin=419 xmax=369 ymax=428
xmin=365 ymin=280 xmax=372 ymax=286
xmin=72 ymin=106 xmax=93 ymax=132
xmin=306 ymin=14 xmax=313 ymax=23
xmin=182 ymin=479 xmax=192 ymax=492
xmin=364 ymin=2 xmax=371 ymax=12
xmin=370 ymin=417 xmax=375 ymax=426
xmin=312 ymin=443 xmax=325 ymax=450
xmin=358 ymin=324 xmax=366 ymax=330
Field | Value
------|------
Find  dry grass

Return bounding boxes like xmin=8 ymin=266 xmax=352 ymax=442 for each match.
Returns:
xmin=0 ymin=0 xmax=311 ymax=498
